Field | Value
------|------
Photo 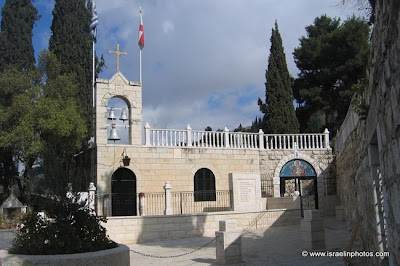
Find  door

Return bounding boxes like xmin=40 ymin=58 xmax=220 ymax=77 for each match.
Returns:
xmin=111 ymin=167 xmax=137 ymax=216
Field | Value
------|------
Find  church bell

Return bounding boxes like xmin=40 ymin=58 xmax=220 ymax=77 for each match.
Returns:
xmin=119 ymin=108 xmax=128 ymax=122
xmin=108 ymin=124 xmax=120 ymax=141
xmin=107 ymin=107 xmax=116 ymax=120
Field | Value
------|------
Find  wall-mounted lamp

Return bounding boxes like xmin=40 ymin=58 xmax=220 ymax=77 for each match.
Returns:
xmin=122 ymin=148 xmax=131 ymax=166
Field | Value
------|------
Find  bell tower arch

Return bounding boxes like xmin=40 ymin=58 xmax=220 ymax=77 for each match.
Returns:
xmin=95 ymin=72 xmax=142 ymax=146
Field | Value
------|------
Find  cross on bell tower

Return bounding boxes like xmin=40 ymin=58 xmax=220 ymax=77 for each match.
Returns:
xmin=109 ymin=43 xmax=127 ymax=73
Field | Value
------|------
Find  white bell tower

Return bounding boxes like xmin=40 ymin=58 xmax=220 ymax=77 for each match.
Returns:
xmin=94 ymin=44 xmax=142 ymax=146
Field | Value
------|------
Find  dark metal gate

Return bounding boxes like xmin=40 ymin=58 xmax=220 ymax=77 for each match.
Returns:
xmin=280 ymin=176 xmax=318 ymax=216
xmin=279 ymin=159 xmax=318 ymax=216
xmin=111 ymin=167 xmax=137 ymax=216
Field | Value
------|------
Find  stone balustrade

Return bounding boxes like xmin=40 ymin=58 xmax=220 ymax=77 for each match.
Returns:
xmin=144 ymin=123 xmax=331 ymax=151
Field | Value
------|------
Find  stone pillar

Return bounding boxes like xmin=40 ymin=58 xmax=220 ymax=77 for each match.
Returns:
xmin=301 ymin=210 xmax=325 ymax=250
xmin=164 ymin=182 xmax=173 ymax=215
xmin=224 ymin=126 xmax=230 ymax=148
xmin=215 ymin=220 xmax=242 ymax=265
xmin=273 ymin=178 xmax=280 ymax=197
xmin=88 ymin=182 xmax=96 ymax=214
xmin=139 ymin=193 xmax=146 ymax=216
xmin=293 ymin=191 xmax=301 ymax=209
xmin=186 ymin=125 xmax=192 ymax=147
xmin=324 ymin=128 xmax=331 ymax=149
xmin=144 ymin=123 xmax=151 ymax=146
xmin=103 ymin=195 xmax=111 ymax=217
xmin=258 ymin=129 xmax=264 ymax=150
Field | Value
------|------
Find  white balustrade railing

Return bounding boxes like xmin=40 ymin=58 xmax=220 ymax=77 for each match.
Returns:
xmin=229 ymin=132 xmax=259 ymax=149
xmin=263 ymin=133 xmax=327 ymax=150
xmin=144 ymin=123 xmax=331 ymax=151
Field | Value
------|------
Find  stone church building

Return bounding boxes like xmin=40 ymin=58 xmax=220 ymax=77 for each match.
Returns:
xmin=91 ymin=59 xmax=335 ymax=218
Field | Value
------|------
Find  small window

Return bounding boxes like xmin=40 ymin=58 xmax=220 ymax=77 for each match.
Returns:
xmin=194 ymin=168 xmax=216 ymax=201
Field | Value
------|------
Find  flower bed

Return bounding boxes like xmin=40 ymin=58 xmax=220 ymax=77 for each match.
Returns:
xmin=0 ymin=244 xmax=130 ymax=266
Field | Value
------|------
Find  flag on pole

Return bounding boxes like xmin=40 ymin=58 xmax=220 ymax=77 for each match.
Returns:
xmin=90 ymin=0 xmax=99 ymax=43
xmin=138 ymin=7 xmax=144 ymax=49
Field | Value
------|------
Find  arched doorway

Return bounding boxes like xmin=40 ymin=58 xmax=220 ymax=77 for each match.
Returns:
xmin=111 ymin=167 xmax=136 ymax=216
xmin=280 ymin=159 xmax=318 ymax=215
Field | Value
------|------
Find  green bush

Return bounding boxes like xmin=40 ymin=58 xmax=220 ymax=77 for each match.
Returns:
xmin=9 ymin=197 xmax=117 ymax=255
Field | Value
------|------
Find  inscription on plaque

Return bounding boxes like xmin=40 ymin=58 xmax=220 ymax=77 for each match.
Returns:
xmin=238 ymin=179 xmax=255 ymax=204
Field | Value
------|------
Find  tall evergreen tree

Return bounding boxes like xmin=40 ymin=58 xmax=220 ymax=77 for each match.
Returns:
xmin=293 ymin=15 xmax=369 ymax=134
xmin=0 ymin=0 xmax=38 ymax=199
xmin=49 ymin=0 xmax=94 ymax=142
xmin=0 ymin=0 xmax=38 ymax=72
xmin=258 ymin=21 xmax=299 ymax=134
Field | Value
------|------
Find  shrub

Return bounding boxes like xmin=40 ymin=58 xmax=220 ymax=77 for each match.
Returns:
xmin=9 ymin=197 xmax=117 ymax=255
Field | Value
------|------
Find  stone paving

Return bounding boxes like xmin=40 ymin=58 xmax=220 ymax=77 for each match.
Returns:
xmin=0 ymin=217 xmax=361 ymax=265
xmin=128 ymin=217 xmax=360 ymax=265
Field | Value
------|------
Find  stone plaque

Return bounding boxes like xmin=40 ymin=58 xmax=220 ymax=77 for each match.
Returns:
xmin=229 ymin=173 xmax=262 ymax=212
xmin=238 ymin=179 xmax=256 ymax=203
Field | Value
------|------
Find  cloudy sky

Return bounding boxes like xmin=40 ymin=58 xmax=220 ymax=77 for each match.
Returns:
xmin=0 ymin=0 xmax=364 ymax=131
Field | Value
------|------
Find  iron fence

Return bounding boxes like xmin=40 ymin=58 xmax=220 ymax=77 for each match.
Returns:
xmin=141 ymin=192 xmax=165 ymax=216
xmin=102 ymin=190 xmax=232 ymax=216
xmin=172 ymin=190 xmax=232 ymax=214
xmin=325 ymin=177 xmax=337 ymax=195
xmin=261 ymin=178 xmax=274 ymax=198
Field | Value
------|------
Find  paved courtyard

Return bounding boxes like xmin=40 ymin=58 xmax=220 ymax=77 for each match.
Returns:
xmin=128 ymin=217 xmax=360 ymax=265
xmin=0 ymin=217 xmax=362 ymax=265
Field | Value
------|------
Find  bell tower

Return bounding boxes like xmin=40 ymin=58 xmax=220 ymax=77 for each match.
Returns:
xmin=95 ymin=44 xmax=142 ymax=146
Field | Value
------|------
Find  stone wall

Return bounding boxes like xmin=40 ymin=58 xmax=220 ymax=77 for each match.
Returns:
xmin=336 ymin=123 xmax=381 ymax=265
xmin=103 ymin=209 xmax=301 ymax=244
xmin=96 ymin=145 xmax=260 ymax=194
xmin=336 ymin=0 xmax=400 ymax=264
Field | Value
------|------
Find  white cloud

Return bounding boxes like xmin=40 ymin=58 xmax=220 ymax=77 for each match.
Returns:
xmin=94 ymin=1 xmax=364 ymax=130
xmin=162 ymin=20 xmax=175 ymax=35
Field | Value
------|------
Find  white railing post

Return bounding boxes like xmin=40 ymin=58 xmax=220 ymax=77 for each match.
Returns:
xmin=164 ymin=181 xmax=173 ymax=215
xmin=88 ymin=182 xmax=96 ymax=214
xmin=139 ymin=192 xmax=146 ymax=216
xmin=186 ymin=125 xmax=192 ymax=147
xmin=258 ymin=129 xmax=264 ymax=150
xmin=224 ymin=126 xmax=230 ymax=148
xmin=324 ymin=128 xmax=331 ymax=149
xmin=145 ymin=122 xmax=151 ymax=146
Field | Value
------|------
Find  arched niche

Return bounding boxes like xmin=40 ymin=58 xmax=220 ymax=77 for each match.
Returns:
xmin=106 ymin=96 xmax=131 ymax=145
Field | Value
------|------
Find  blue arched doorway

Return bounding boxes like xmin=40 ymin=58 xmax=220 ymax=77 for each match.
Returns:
xmin=280 ymin=159 xmax=318 ymax=215
xmin=111 ymin=167 xmax=137 ymax=216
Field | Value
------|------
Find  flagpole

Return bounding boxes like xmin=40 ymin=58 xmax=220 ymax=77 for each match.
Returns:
xmin=140 ymin=48 xmax=142 ymax=85
xmin=92 ymin=40 xmax=95 ymax=108
xmin=92 ymin=40 xmax=96 ymax=143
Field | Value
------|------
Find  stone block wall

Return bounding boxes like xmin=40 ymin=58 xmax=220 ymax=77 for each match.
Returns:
xmin=335 ymin=0 xmax=400 ymax=264
xmin=336 ymin=123 xmax=380 ymax=265
xmin=96 ymin=145 xmax=260 ymax=195
xmin=102 ymin=209 xmax=301 ymax=244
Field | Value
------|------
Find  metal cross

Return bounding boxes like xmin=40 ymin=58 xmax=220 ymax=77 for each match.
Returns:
xmin=109 ymin=44 xmax=127 ymax=73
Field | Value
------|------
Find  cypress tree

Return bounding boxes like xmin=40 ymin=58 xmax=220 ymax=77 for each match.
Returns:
xmin=49 ymin=0 xmax=94 ymax=141
xmin=258 ymin=21 xmax=299 ymax=134
xmin=0 ymin=0 xmax=38 ymax=72
xmin=0 ymin=0 xmax=38 ymax=198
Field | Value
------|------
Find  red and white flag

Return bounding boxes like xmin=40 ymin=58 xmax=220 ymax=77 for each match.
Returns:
xmin=138 ymin=8 xmax=144 ymax=49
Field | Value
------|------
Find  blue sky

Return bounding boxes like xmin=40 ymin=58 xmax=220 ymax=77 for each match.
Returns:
xmin=0 ymin=0 xmax=364 ymax=131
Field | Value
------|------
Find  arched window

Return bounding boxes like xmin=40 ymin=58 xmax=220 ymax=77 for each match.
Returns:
xmin=107 ymin=97 xmax=130 ymax=145
xmin=194 ymin=168 xmax=216 ymax=201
